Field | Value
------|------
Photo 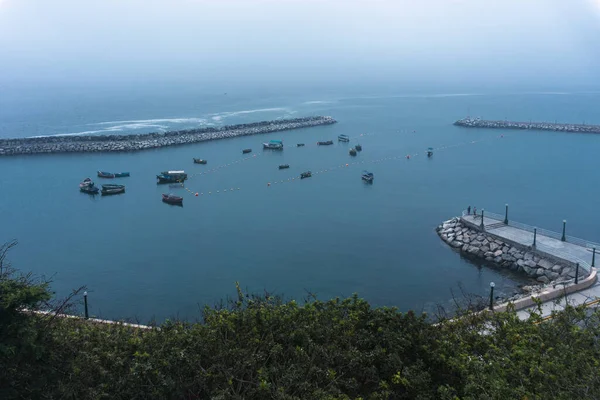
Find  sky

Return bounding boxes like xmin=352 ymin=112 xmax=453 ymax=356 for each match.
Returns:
xmin=0 ymin=0 xmax=599 ymax=89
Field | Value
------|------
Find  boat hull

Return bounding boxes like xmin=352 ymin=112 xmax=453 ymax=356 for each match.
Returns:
xmin=114 ymin=172 xmax=130 ymax=177
xmin=162 ymin=194 xmax=183 ymax=205
xmin=97 ymin=171 xmax=115 ymax=178
xmin=101 ymin=188 xmax=125 ymax=195
xmin=193 ymin=159 xmax=207 ymax=164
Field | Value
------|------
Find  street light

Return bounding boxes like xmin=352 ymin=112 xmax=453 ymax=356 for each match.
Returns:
xmin=84 ymin=291 xmax=89 ymax=319
xmin=489 ymin=282 xmax=495 ymax=311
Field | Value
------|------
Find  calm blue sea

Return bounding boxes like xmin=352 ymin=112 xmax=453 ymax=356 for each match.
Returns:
xmin=1 ymin=83 xmax=599 ymax=322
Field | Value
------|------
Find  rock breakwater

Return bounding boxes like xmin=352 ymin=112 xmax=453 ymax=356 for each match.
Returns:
xmin=0 ymin=116 xmax=337 ymax=156
xmin=437 ymin=217 xmax=578 ymax=286
xmin=454 ymin=117 xmax=600 ymax=134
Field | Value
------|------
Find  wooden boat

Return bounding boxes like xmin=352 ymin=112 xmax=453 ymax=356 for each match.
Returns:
xmin=317 ymin=140 xmax=333 ymax=146
xmin=338 ymin=134 xmax=350 ymax=142
xmin=279 ymin=164 xmax=290 ymax=169
xmin=297 ymin=143 xmax=305 ymax=147
xmin=157 ymin=171 xmax=188 ymax=184
xmin=349 ymin=148 xmax=357 ymax=156
xmin=300 ymin=171 xmax=312 ymax=179
xmin=162 ymin=193 xmax=183 ymax=205
xmin=101 ymin=184 xmax=125 ymax=195
xmin=114 ymin=172 xmax=130 ymax=177
xmin=97 ymin=171 xmax=115 ymax=179
xmin=355 ymin=144 xmax=362 ymax=151
xmin=79 ymin=178 xmax=93 ymax=188
xmin=361 ymin=170 xmax=374 ymax=183
xmin=427 ymin=147 xmax=433 ymax=157
xmin=263 ymin=140 xmax=283 ymax=150
xmin=193 ymin=158 xmax=208 ymax=164
xmin=242 ymin=148 xmax=252 ymax=154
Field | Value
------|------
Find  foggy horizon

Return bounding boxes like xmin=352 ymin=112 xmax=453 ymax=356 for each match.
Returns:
xmin=1 ymin=0 xmax=599 ymax=89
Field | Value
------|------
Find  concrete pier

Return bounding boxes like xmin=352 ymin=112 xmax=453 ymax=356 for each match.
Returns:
xmin=454 ymin=117 xmax=600 ymax=134
xmin=0 ymin=116 xmax=337 ymax=156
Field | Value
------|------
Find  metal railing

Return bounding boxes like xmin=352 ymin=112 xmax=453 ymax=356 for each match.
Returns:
xmin=461 ymin=209 xmax=600 ymax=250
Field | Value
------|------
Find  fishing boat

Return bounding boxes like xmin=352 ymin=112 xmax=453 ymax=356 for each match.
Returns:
xmin=355 ymin=144 xmax=362 ymax=151
xmin=338 ymin=134 xmax=350 ymax=142
xmin=162 ymin=193 xmax=183 ymax=205
xmin=279 ymin=164 xmax=290 ymax=169
xmin=263 ymin=140 xmax=283 ymax=150
xmin=242 ymin=148 xmax=252 ymax=154
xmin=297 ymin=143 xmax=305 ymax=147
xmin=97 ymin=171 xmax=115 ymax=179
xmin=101 ymin=184 xmax=125 ymax=195
xmin=193 ymin=158 xmax=208 ymax=164
xmin=80 ymin=185 xmax=99 ymax=194
xmin=156 ymin=171 xmax=188 ymax=184
xmin=114 ymin=172 xmax=130 ymax=178
xmin=300 ymin=171 xmax=312 ymax=179
xmin=79 ymin=178 xmax=93 ymax=188
xmin=361 ymin=170 xmax=374 ymax=183
xmin=427 ymin=147 xmax=433 ymax=157
xmin=349 ymin=148 xmax=357 ymax=156
xmin=317 ymin=140 xmax=333 ymax=146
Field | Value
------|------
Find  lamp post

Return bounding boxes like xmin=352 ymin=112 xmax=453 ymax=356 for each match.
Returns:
xmin=575 ymin=263 xmax=580 ymax=285
xmin=489 ymin=282 xmax=495 ymax=311
xmin=84 ymin=291 xmax=89 ymax=319
xmin=481 ymin=209 xmax=485 ymax=231
xmin=561 ymin=220 xmax=566 ymax=242
xmin=533 ymin=228 xmax=537 ymax=247
xmin=504 ymin=203 xmax=509 ymax=225
xmin=592 ymin=248 xmax=596 ymax=268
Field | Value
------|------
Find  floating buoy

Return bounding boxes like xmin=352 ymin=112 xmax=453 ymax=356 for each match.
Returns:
xmin=209 ymin=192 xmax=211 ymax=194
xmin=406 ymin=155 xmax=410 ymax=159
xmin=346 ymin=163 xmax=349 ymax=166
xmin=195 ymin=193 xmax=198 ymax=196
xmin=501 ymin=135 xmax=504 ymax=138
xmin=268 ymin=183 xmax=271 ymax=186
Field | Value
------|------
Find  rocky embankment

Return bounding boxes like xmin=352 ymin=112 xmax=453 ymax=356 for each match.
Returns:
xmin=454 ymin=117 xmax=600 ymax=134
xmin=437 ymin=217 xmax=578 ymax=286
xmin=0 ymin=116 xmax=337 ymax=156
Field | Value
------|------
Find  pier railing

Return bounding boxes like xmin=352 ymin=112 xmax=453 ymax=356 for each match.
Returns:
xmin=461 ymin=209 xmax=596 ymax=273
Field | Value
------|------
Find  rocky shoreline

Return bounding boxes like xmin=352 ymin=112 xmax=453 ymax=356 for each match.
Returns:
xmin=454 ymin=117 xmax=600 ymax=134
xmin=0 ymin=116 xmax=337 ymax=156
xmin=437 ymin=217 xmax=580 ymax=297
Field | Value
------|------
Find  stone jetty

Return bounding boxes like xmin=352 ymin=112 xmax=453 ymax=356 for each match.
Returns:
xmin=437 ymin=217 xmax=579 ymax=287
xmin=0 ymin=116 xmax=337 ymax=156
xmin=454 ymin=117 xmax=600 ymax=134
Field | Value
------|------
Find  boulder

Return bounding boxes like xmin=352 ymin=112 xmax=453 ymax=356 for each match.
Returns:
xmin=537 ymin=259 xmax=553 ymax=270
xmin=485 ymin=256 xmax=494 ymax=261
xmin=545 ymin=271 xmax=559 ymax=281
xmin=456 ymin=235 xmax=463 ymax=242
xmin=442 ymin=228 xmax=454 ymax=235
xmin=471 ymin=240 xmax=482 ymax=248
xmin=462 ymin=244 xmax=469 ymax=252
xmin=467 ymin=246 xmax=479 ymax=254
xmin=524 ymin=252 xmax=534 ymax=261
xmin=501 ymin=253 xmax=514 ymax=262
xmin=525 ymin=260 xmax=538 ymax=268
xmin=508 ymin=247 xmax=519 ymax=255
xmin=517 ymin=259 xmax=525 ymax=267
xmin=482 ymin=239 xmax=490 ymax=247
xmin=536 ymin=275 xmax=550 ymax=284
xmin=514 ymin=253 xmax=523 ymax=260
xmin=494 ymin=256 xmax=502 ymax=263
xmin=481 ymin=245 xmax=490 ymax=253
xmin=493 ymin=250 xmax=503 ymax=257
xmin=551 ymin=265 xmax=562 ymax=273
xmin=533 ymin=256 xmax=541 ymax=263
xmin=476 ymin=235 xmax=485 ymax=242
xmin=463 ymin=236 xmax=471 ymax=244
xmin=502 ymin=246 xmax=510 ymax=253
xmin=494 ymin=240 xmax=503 ymax=246
xmin=484 ymin=251 xmax=494 ymax=258
xmin=523 ymin=266 xmax=537 ymax=277
xmin=451 ymin=241 xmax=463 ymax=248
xmin=536 ymin=268 xmax=546 ymax=277
xmin=489 ymin=243 xmax=499 ymax=252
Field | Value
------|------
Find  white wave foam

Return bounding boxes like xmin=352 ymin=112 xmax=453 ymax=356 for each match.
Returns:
xmin=302 ymin=100 xmax=334 ymax=105
xmin=209 ymin=107 xmax=287 ymax=120
xmin=94 ymin=117 xmax=208 ymax=126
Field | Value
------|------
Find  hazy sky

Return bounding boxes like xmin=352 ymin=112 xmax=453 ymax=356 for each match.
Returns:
xmin=1 ymin=0 xmax=599 ymax=87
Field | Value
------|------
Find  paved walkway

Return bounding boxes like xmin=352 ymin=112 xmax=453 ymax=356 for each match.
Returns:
xmin=461 ymin=213 xmax=599 ymax=320
xmin=461 ymin=214 xmax=594 ymax=270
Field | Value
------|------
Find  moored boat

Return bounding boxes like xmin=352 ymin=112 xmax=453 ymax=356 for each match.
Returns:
xmin=97 ymin=171 xmax=115 ymax=178
xmin=193 ymin=158 xmax=208 ymax=164
xmin=242 ymin=148 xmax=252 ymax=154
xmin=79 ymin=178 xmax=93 ymax=188
xmin=317 ymin=140 xmax=333 ymax=146
xmin=279 ymin=164 xmax=290 ymax=169
xmin=114 ymin=172 xmax=130 ymax=178
xmin=361 ymin=170 xmax=374 ymax=183
xmin=297 ymin=143 xmax=305 ymax=147
xmin=300 ymin=171 xmax=312 ymax=179
xmin=101 ymin=184 xmax=125 ymax=195
xmin=355 ymin=144 xmax=362 ymax=151
xmin=162 ymin=193 xmax=183 ymax=205
xmin=427 ymin=147 xmax=433 ymax=157
xmin=157 ymin=170 xmax=188 ymax=184
xmin=263 ymin=140 xmax=283 ymax=150
xmin=338 ymin=134 xmax=350 ymax=142
xmin=349 ymin=148 xmax=357 ymax=156
xmin=80 ymin=185 xmax=99 ymax=194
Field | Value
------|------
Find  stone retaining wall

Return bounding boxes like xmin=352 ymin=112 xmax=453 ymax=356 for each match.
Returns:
xmin=437 ymin=217 xmax=577 ymax=285
xmin=0 ymin=116 xmax=337 ymax=156
xmin=454 ymin=117 xmax=600 ymax=134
